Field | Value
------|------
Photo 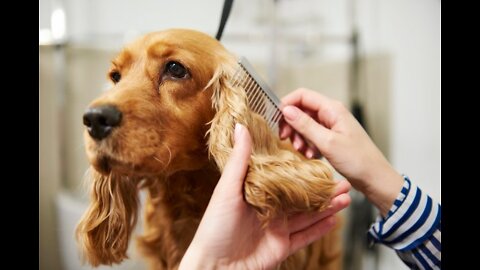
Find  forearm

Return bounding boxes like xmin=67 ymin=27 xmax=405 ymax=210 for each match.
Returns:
xmin=358 ymin=162 xmax=405 ymax=217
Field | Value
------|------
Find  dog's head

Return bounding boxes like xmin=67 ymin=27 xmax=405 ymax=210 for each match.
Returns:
xmin=83 ymin=29 xmax=235 ymax=178
xmin=77 ymin=29 xmax=238 ymax=266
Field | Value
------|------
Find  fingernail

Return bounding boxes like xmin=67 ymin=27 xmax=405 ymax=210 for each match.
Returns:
xmin=306 ymin=149 xmax=313 ymax=159
xmin=280 ymin=126 xmax=290 ymax=139
xmin=294 ymin=140 xmax=301 ymax=150
xmin=283 ymin=106 xmax=299 ymax=121
xmin=234 ymin=123 xmax=244 ymax=142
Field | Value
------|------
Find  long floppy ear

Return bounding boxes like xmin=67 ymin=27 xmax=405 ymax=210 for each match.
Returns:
xmin=75 ymin=169 xmax=140 ymax=266
xmin=207 ymin=60 xmax=337 ymax=223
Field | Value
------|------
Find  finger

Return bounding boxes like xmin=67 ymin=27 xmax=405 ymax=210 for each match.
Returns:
xmin=282 ymin=106 xmax=333 ymax=152
xmin=333 ymin=180 xmax=351 ymax=197
xmin=292 ymin=133 xmax=305 ymax=151
xmin=215 ymin=123 xmax=252 ymax=195
xmin=327 ymin=193 xmax=351 ymax=214
xmin=305 ymin=148 xmax=315 ymax=159
xmin=303 ymin=138 xmax=319 ymax=157
xmin=281 ymin=88 xmax=323 ymax=110
xmin=305 ymin=145 xmax=322 ymax=159
xmin=282 ymin=88 xmax=337 ymax=118
xmin=279 ymin=122 xmax=293 ymax=140
xmin=288 ymin=192 xmax=350 ymax=234
xmin=291 ymin=134 xmax=321 ymax=159
xmin=281 ymin=89 xmax=347 ymax=128
xmin=288 ymin=211 xmax=328 ymax=234
xmin=289 ymin=216 xmax=337 ymax=255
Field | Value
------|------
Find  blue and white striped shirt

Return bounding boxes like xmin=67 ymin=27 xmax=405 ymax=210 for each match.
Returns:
xmin=367 ymin=176 xmax=441 ymax=269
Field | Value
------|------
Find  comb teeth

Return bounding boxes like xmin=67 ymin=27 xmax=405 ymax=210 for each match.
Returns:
xmin=232 ymin=57 xmax=283 ymax=134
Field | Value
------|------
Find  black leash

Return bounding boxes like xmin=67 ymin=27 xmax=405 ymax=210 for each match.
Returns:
xmin=215 ymin=0 xmax=234 ymax=40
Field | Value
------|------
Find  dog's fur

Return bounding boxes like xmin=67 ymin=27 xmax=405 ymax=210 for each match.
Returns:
xmin=76 ymin=29 xmax=342 ymax=269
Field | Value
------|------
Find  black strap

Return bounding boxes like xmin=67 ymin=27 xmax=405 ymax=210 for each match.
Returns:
xmin=215 ymin=0 xmax=234 ymax=40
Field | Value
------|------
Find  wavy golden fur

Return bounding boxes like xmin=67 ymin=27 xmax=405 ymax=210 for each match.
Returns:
xmin=76 ymin=28 xmax=342 ymax=269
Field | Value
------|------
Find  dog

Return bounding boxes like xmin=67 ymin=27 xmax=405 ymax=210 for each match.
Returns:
xmin=76 ymin=29 xmax=342 ymax=269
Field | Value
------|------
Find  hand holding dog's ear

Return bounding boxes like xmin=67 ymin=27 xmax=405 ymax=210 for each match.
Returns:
xmin=180 ymin=124 xmax=351 ymax=270
xmin=210 ymin=123 xmax=252 ymax=200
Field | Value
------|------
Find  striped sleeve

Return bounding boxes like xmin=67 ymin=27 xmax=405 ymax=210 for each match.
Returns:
xmin=367 ymin=176 xmax=441 ymax=269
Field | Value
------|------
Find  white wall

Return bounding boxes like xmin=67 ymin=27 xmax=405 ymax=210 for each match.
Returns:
xmin=384 ymin=1 xmax=440 ymax=203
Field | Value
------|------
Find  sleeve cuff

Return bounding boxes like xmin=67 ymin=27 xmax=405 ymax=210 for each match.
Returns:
xmin=367 ymin=175 xmax=441 ymax=251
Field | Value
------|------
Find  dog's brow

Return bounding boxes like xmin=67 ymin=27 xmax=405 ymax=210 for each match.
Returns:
xmin=112 ymin=51 xmax=133 ymax=69
xmin=147 ymin=41 xmax=175 ymax=59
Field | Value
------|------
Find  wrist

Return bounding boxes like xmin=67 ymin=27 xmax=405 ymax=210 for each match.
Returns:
xmin=361 ymin=164 xmax=404 ymax=217
xmin=179 ymin=243 xmax=219 ymax=270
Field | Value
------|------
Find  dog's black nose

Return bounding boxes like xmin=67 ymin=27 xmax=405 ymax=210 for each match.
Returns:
xmin=83 ymin=105 xmax=122 ymax=140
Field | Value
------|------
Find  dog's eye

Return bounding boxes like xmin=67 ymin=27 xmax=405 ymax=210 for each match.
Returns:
xmin=165 ymin=61 xmax=188 ymax=79
xmin=110 ymin=71 xmax=121 ymax=83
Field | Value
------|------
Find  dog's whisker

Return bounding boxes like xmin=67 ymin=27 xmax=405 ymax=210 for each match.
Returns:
xmin=153 ymin=143 xmax=172 ymax=173
xmin=165 ymin=145 xmax=172 ymax=169
xmin=153 ymin=156 xmax=165 ymax=166
xmin=155 ymin=143 xmax=173 ymax=172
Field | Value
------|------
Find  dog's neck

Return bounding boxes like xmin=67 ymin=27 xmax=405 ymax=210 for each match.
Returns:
xmin=150 ymin=161 xmax=220 ymax=204
xmin=138 ymin=160 xmax=220 ymax=267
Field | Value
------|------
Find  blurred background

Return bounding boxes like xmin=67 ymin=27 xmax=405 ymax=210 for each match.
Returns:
xmin=39 ymin=0 xmax=440 ymax=269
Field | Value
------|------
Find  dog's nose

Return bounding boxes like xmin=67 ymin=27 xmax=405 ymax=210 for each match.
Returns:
xmin=83 ymin=105 xmax=122 ymax=140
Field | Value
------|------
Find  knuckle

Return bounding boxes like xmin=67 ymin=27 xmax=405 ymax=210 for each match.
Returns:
xmin=297 ymin=113 xmax=313 ymax=132
xmin=332 ymin=101 xmax=349 ymax=118
xmin=323 ymin=133 xmax=336 ymax=152
xmin=334 ymin=101 xmax=346 ymax=112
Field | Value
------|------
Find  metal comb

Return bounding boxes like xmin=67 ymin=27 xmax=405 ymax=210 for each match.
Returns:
xmin=231 ymin=56 xmax=283 ymax=134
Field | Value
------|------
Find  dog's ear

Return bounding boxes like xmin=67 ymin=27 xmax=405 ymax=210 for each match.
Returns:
xmin=76 ymin=169 xmax=139 ymax=266
xmin=207 ymin=60 xmax=336 ymax=223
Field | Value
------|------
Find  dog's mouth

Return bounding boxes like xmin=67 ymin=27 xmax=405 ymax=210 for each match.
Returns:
xmin=87 ymin=137 xmax=133 ymax=176
xmin=93 ymin=156 xmax=130 ymax=176
xmin=91 ymin=154 xmax=130 ymax=176
xmin=92 ymin=155 xmax=113 ymax=175
xmin=85 ymin=132 xmax=173 ymax=177
xmin=91 ymin=153 xmax=154 ymax=178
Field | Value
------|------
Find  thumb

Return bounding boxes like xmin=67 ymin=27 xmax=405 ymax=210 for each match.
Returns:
xmin=215 ymin=123 xmax=252 ymax=196
xmin=282 ymin=105 xmax=332 ymax=152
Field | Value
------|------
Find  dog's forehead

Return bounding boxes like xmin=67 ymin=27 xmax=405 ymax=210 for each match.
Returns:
xmin=146 ymin=29 xmax=218 ymax=45
xmin=122 ymin=29 xmax=224 ymax=59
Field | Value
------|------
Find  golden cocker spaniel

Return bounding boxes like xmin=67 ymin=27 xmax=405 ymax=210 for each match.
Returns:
xmin=77 ymin=29 xmax=342 ymax=270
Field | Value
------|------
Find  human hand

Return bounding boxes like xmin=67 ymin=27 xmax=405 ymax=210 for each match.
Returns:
xmin=279 ymin=88 xmax=403 ymax=216
xmin=179 ymin=123 xmax=351 ymax=270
